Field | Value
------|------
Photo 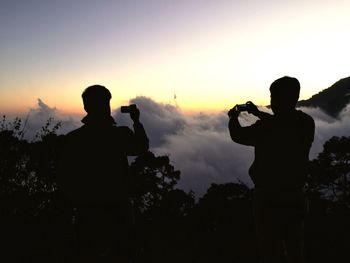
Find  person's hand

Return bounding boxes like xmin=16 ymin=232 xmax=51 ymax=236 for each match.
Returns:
xmin=228 ymin=105 xmax=239 ymax=118
xmin=130 ymin=106 xmax=140 ymax=123
xmin=246 ymin=101 xmax=260 ymax=116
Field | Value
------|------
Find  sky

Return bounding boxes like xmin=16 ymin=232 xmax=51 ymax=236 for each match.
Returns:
xmin=1 ymin=0 xmax=350 ymax=115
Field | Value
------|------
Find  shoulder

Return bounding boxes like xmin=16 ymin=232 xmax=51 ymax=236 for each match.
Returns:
xmin=65 ymin=126 xmax=86 ymax=138
xmin=113 ymin=125 xmax=134 ymax=136
xmin=61 ymin=126 xmax=91 ymax=146
xmin=295 ymin=111 xmax=315 ymax=139
xmin=296 ymin=110 xmax=313 ymax=120
xmin=296 ymin=110 xmax=315 ymax=126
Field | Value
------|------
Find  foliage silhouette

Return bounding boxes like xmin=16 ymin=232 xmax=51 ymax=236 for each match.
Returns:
xmin=128 ymin=151 xmax=195 ymax=263
xmin=305 ymin=136 xmax=350 ymax=262
xmin=187 ymin=183 xmax=258 ymax=263
xmin=1 ymin=116 xmax=350 ymax=262
xmin=0 ymin=116 xmax=194 ymax=262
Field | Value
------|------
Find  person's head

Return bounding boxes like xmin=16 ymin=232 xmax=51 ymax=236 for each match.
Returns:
xmin=82 ymin=85 xmax=112 ymax=116
xmin=269 ymin=76 xmax=300 ymax=115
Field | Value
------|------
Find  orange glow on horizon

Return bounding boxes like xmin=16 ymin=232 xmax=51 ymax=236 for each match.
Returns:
xmin=1 ymin=1 xmax=349 ymax=116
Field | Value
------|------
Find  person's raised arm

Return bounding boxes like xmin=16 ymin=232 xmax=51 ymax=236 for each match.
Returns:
xmin=228 ymin=106 xmax=242 ymax=142
xmin=246 ymin=101 xmax=272 ymax=121
xmin=127 ymin=106 xmax=149 ymax=155
xmin=228 ymin=102 xmax=265 ymax=146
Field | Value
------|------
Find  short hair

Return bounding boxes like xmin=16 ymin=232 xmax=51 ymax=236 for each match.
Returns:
xmin=269 ymin=76 xmax=300 ymax=102
xmin=82 ymin=85 xmax=112 ymax=110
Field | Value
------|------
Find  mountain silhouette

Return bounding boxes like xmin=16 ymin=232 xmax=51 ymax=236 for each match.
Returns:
xmin=297 ymin=76 xmax=350 ymax=118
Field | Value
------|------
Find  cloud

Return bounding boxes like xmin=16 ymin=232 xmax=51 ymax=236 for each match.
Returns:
xmin=301 ymin=105 xmax=350 ymax=159
xmin=153 ymin=121 xmax=255 ymax=196
xmin=113 ymin=97 xmax=186 ymax=147
xmin=114 ymin=97 xmax=263 ymax=197
xmin=12 ymin=97 xmax=350 ymax=198
xmin=19 ymin=99 xmax=80 ymax=140
xmin=114 ymin=97 xmax=350 ymax=198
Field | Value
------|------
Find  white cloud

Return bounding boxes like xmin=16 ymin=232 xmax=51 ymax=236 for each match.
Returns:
xmin=113 ymin=97 xmax=350 ymax=197
xmin=17 ymin=99 xmax=81 ymax=140
xmin=113 ymin=96 xmax=186 ymax=147
xmin=115 ymin=97 xmax=261 ymax=197
xmin=301 ymin=105 xmax=350 ymax=159
xmin=11 ymin=97 xmax=350 ymax=198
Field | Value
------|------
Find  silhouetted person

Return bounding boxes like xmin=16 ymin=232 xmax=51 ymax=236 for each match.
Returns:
xmin=58 ymin=85 xmax=149 ymax=262
xmin=228 ymin=77 xmax=315 ymax=263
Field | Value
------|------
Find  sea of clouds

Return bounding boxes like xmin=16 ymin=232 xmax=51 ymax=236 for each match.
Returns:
xmin=12 ymin=97 xmax=350 ymax=198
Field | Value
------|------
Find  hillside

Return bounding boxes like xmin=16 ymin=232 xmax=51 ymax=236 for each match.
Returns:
xmin=297 ymin=77 xmax=350 ymax=117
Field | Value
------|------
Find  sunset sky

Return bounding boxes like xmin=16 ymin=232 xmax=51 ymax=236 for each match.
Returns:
xmin=1 ymin=0 xmax=349 ymax=115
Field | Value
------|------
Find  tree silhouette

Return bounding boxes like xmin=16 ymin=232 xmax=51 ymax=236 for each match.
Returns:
xmin=187 ymin=183 xmax=258 ymax=263
xmin=0 ymin=116 xmax=195 ymax=262
xmin=3 ymin=115 xmax=350 ymax=262
xmin=0 ymin=116 xmax=66 ymax=262
xmin=309 ymin=136 xmax=350 ymax=205
xmin=306 ymin=136 xmax=350 ymax=262
xmin=128 ymin=151 xmax=195 ymax=263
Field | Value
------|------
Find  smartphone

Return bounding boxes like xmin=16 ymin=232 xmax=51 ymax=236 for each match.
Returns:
xmin=236 ymin=104 xmax=250 ymax=112
xmin=121 ymin=104 xmax=137 ymax=113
